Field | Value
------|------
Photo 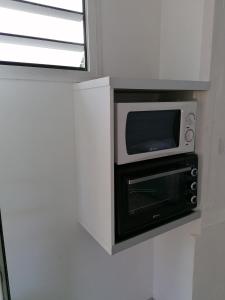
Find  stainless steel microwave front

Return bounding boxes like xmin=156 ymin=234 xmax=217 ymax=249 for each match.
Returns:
xmin=115 ymin=101 xmax=197 ymax=165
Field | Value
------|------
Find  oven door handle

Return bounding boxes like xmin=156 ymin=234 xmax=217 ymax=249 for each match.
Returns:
xmin=128 ymin=167 xmax=191 ymax=185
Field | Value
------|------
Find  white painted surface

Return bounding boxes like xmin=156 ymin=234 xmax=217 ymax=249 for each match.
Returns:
xmin=76 ymin=76 xmax=210 ymax=91
xmin=99 ymin=0 xmax=162 ymax=78
xmin=193 ymin=1 xmax=225 ymax=299
xmin=74 ymin=84 xmax=114 ymax=254
xmin=193 ymin=221 xmax=225 ymax=300
xmin=72 ymin=228 xmax=154 ymax=300
xmin=0 ymin=80 xmax=75 ymax=300
xmin=195 ymin=0 xmax=225 ymax=228
xmin=99 ymin=0 xmax=215 ymax=81
xmin=160 ymin=0 xmax=205 ymax=80
xmin=110 ymin=77 xmax=210 ymax=90
xmin=194 ymin=91 xmax=213 ymax=213
xmin=0 ymin=0 xmax=219 ymax=299
xmin=0 ymin=79 xmax=154 ymax=300
xmin=199 ymin=0 xmax=216 ymax=81
xmin=153 ymin=219 xmax=201 ymax=300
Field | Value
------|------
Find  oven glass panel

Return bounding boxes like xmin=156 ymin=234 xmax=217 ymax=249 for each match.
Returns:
xmin=128 ymin=169 xmax=189 ymax=215
xmin=126 ymin=110 xmax=181 ymax=155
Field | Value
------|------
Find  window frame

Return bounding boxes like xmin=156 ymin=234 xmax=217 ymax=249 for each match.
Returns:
xmin=0 ymin=0 xmax=89 ymax=71
xmin=0 ymin=0 xmax=99 ymax=82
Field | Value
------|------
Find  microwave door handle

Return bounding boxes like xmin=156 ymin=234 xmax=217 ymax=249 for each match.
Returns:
xmin=128 ymin=167 xmax=191 ymax=185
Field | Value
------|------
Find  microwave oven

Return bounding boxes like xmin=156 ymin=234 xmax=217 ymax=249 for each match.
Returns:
xmin=115 ymin=101 xmax=197 ymax=164
xmin=115 ymin=153 xmax=198 ymax=243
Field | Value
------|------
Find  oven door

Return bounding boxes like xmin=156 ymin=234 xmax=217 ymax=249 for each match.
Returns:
xmin=115 ymin=155 xmax=198 ymax=242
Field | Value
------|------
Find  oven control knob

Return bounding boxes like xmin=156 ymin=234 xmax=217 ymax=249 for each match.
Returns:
xmin=186 ymin=113 xmax=196 ymax=125
xmin=190 ymin=195 xmax=197 ymax=205
xmin=191 ymin=182 xmax=197 ymax=191
xmin=185 ymin=129 xmax=194 ymax=143
xmin=191 ymin=168 xmax=198 ymax=177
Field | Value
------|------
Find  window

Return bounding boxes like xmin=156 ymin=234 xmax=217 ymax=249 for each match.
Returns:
xmin=0 ymin=0 xmax=87 ymax=70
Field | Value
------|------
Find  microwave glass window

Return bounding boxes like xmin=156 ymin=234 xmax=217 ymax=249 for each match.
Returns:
xmin=128 ymin=170 xmax=187 ymax=215
xmin=126 ymin=110 xmax=181 ymax=155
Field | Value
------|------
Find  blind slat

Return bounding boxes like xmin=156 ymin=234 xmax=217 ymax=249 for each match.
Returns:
xmin=12 ymin=0 xmax=83 ymax=13
xmin=0 ymin=7 xmax=84 ymax=44
xmin=0 ymin=41 xmax=85 ymax=68
xmin=0 ymin=32 xmax=85 ymax=47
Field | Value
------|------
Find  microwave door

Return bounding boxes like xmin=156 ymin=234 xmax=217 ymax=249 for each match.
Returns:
xmin=126 ymin=110 xmax=181 ymax=155
xmin=115 ymin=102 xmax=197 ymax=164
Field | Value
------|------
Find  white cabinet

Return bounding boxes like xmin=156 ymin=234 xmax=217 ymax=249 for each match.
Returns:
xmin=73 ymin=77 xmax=209 ymax=255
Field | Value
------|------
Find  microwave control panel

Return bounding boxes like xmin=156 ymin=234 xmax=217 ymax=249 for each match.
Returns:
xmin=184 ymin=112 xmax=196 ymax=145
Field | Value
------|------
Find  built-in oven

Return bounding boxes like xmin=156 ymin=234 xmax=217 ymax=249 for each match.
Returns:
xmin=115 ymin=101 xmax=197 ymax=164
xmin=115 ymin=153 xmax=198 ymax=243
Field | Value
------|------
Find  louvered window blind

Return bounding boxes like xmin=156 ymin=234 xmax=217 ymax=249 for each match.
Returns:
xmin=0 ymin=0 xmax=87 ymax=69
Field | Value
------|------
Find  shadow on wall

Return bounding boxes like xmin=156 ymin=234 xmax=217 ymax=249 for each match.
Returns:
xmin=0 ymin=211 xmax=11 ymax=300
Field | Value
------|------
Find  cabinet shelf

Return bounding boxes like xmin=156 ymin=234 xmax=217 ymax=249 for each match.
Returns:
xmin=75 ymin=76 xmax=210 ymax=91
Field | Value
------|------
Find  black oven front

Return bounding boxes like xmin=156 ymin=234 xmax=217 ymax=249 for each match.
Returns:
xmin=115 ymin=153 xmax=198 ymax=243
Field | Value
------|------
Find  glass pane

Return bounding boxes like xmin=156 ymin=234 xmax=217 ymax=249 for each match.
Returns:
xmin=0 ymin=41 xmax=85 ymax=68
xmin=23 ymin=0 xmax=83 ymax=12
xmin=0 ymin=7 xmax=84 ymax=44
xmin=128 ymin=171 xmax=187 ymax=215
xmin=126 ymin=110 xmax=181 ymax=155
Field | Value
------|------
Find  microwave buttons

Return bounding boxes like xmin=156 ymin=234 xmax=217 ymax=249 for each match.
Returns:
xmin=191 ymin=182 xmax=197 ymax=191
xmin=190 ymin=195 xmax=197 ymax=205
xmin=185 ymin=129 xmax=194 ymax=143
xmin=186 ymin=113 xmax=196 ymax=125
xmin=191 ymin=168 xmax=198 ymax=177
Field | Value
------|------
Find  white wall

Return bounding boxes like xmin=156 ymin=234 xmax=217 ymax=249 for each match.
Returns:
xmin=159 ymin=0 xmax=215 ymax=81
xmin=0 ymin=1 xmax=164 ymax=299
xmin=194 ymin=0 xmax=225 ymax=229
xmin=0 ymin=80 xmax=75 ymax=300
xmin=153 ymin=221 xmax=201 ymax=300
xmin=193 ymin=1 xmax=225 ymax=299
xmin=199 ymin=0 xmax=215 ymax=81
xmin=193 ymin=221 xmax=225 ymax=300
xmin=159 ymin=0 xmax=205 ymax=80
xmin=0 ymin=80 xmax=154 ymax=300
xmin=99 ymin=0 xmax=162 ymax=79
xmin=0 ymin=1 xmax=218 ymax=300
xmin=99 ymin=0 xmax=214 ymax=81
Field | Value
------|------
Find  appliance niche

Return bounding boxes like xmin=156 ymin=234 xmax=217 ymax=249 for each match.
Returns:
xmin=74 ymin=77 xmax=204 ymax=254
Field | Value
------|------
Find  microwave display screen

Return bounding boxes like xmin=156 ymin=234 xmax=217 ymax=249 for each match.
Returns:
xmin=126 ymin=110 xmax=181 ymax=155
xmin=128 ymin=169 xmax=188 ymax=216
